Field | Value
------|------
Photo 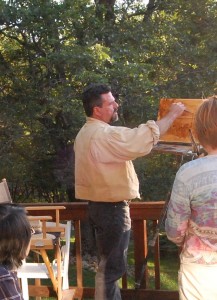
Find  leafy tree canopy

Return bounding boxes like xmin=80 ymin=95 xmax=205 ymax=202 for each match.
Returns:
xmin=0 ymin=0 xmax=216 ymax=201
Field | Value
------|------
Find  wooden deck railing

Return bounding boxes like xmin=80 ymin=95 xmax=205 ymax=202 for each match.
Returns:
xmin=24 ymin=201 xmax=179 ymax=300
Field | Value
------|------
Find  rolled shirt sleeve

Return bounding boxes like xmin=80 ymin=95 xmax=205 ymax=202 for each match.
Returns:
xmin=91 ymin=120 xmax=160 ymax=163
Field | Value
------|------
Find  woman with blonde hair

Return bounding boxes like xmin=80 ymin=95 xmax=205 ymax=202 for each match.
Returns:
xmin=165 ymin=96 xmax=217 ymax=300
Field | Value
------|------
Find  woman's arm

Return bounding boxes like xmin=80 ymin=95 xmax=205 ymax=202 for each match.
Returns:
xmin=165 ymin=175 xmax=191 ymax=246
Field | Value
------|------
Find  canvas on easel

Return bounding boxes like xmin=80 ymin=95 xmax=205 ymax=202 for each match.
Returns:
xmin=153 ymin=98 xmax=204 ymax=155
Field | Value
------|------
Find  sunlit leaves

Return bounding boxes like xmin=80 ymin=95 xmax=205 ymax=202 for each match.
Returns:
xmin=0 ymin=0 xmax=217 ymax=201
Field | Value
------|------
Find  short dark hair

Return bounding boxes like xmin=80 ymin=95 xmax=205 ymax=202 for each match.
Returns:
xmin=0 ymin=204 xmax=31 ymax=270
xmin=81 ymin=83 xmax=111 ymax=116
xmin=194 ymin=95 xmax=217 ymax=149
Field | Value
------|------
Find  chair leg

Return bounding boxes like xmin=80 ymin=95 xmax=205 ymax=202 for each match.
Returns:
xmin=62 ymin=274 xmax=69 ymax=290
xmin=35 ymin=278 xmax=42 ymax=300
xmin=20 ymin=278 xmax=29 ymax=300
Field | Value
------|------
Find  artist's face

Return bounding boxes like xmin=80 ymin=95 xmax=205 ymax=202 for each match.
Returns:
xmin=93 ymin=92 xmax=119 ymax=123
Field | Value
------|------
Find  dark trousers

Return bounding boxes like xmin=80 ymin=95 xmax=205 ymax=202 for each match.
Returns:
xmin=88 ymin=201 xmax=131 ymax=300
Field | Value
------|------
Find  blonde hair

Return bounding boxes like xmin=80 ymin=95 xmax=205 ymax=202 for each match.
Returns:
xmin=194 ymin=95 xmax=217 ymax=149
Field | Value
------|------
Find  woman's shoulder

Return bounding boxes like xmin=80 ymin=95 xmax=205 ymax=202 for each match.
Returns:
xmin=179 ymin=155 xmax=209 ymax=171
xmin=177 ymin=155 xmax=216 ymax=181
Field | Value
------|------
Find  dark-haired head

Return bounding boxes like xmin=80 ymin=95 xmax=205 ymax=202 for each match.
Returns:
xmin=0 ymin=204 xmax=31 ymax=270
xmin=81 ymin=83 xmax=111 ymax=116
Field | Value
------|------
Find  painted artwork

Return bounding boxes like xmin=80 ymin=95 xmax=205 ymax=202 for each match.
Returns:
xmin=154 ymin=98 xmax=204 ymax=155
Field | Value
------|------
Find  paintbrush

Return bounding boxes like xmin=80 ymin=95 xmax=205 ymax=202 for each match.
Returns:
xmin=184 ymin=108 xmax=193 ymax=114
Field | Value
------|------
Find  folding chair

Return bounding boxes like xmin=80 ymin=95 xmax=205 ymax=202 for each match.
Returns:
xmin=17 ymin=220 xmax=72 ymax=300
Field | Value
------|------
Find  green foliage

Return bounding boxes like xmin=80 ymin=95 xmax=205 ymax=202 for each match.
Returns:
xmin=0 ymin=0 xmax=217 ymax=201
xmin=134 ymin=153 xmax=180 ymax=201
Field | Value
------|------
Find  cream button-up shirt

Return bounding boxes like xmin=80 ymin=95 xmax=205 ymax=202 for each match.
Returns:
xmin=74 ymin=117 xmax=160 ymax=202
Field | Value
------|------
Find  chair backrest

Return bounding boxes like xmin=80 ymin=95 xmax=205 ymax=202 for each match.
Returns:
xmin=0 ymin=178 xmax=12 ymax=203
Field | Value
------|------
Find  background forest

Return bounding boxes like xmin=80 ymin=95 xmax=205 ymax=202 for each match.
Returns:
xmin=0 ymin=0 xmax=217 ymax=203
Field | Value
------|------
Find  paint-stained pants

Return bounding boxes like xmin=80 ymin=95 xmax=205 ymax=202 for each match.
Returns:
xmin=88 ymin=201 xmax=131 ymax=300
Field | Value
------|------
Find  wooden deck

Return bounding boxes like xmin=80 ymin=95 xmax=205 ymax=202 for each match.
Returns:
xmin=24 ymin=201 xmax=179 ymax=300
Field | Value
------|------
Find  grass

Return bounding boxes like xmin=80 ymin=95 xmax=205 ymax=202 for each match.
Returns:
xmin=147 ymin=252 xmax=179 ymax=290
xmin=68 ymin=236 xmax=180 ymax=291
xmin=126 ymin=236 xmax=179 ymax=290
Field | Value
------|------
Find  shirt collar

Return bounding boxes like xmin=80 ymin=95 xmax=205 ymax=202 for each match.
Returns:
xmin=86 ymin=117 xmax=110 ymax=127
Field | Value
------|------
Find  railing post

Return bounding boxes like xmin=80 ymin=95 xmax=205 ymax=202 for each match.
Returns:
xmin=133 ymin=219 xmax=148 ymax=288
xmin=153 ymin=220 xmax=160 ymax=289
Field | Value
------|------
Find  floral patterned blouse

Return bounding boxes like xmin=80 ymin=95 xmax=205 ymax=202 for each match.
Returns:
xmin=165 ymin=155 xmax=217 ymax=265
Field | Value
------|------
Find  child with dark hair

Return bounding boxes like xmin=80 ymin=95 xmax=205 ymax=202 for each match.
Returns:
xmin=0 ymin=204 xmax=31 ymax=300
